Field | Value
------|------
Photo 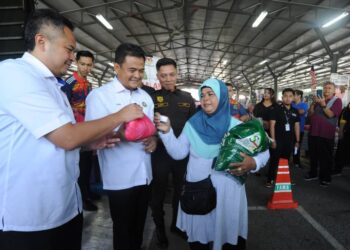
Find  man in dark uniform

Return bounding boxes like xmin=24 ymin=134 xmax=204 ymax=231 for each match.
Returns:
xmin=266 ymin=88 xmax=300 ymax=187
xmin=150 ymin=58 xmax=196 ymax=248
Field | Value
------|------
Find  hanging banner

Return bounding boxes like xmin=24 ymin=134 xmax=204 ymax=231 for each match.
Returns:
xmin=330 ymin=73 xmax=350 ymax=86
xmin=142 ymin=56 xmax=161 ymax=90
xmin=330 ymin=73 xmax=350 ymax=107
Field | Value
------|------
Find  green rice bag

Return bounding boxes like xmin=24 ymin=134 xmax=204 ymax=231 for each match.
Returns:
xmin=214 ymin=119 xmax=270 ymax=185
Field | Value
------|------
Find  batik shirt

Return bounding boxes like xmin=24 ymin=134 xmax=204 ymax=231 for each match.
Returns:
xmin=61 ymin=71 xmax=91 ymax=122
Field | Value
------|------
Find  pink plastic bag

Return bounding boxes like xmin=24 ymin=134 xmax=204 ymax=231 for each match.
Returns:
xmin=124 ymin=115 xmax=156 ymax=141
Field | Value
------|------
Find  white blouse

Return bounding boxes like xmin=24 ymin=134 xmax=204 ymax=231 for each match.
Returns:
xmin=159 ymin=128 xmax=269 ymax=249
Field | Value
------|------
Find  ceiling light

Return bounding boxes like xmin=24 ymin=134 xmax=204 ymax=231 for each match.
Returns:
xmin=310 ymin=58 xmax=323 ymax=64
xmin=96 ymin=14 xmax=114 ymax=30
xmin=322 ymin=12 xmax=349 ymax=28
xmin=296 ymin=59 xmax=307 ymax=65
xmin=222 ymin=59 xmax=228 ymax=65
xmin=252 ymin=11 xmax=268 ymax=28
xmin=259 ymin=59 xmax=268 ymax=65
xmin=108 ymin=62 xmax=114 ymax=67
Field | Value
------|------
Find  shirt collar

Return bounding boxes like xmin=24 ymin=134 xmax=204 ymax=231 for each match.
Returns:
xmin=112 ymin=77 xmax=141 ymax=93
xmin=73 ymin=71 xmax=88 ymax=83
xmin=22 ymin=52 xmax=55 ymax=78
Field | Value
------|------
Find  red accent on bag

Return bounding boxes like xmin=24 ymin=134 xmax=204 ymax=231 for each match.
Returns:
xmin=124 ymin=115 xmax=156 ymax=141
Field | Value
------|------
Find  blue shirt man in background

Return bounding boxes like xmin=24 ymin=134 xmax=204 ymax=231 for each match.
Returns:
xmin=292 ymin=89 xmax=308 ymax=168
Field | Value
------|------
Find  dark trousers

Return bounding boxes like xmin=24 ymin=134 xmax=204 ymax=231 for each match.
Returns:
xmin=293 ymin=132 xmax=304 ymax=165
xmin=78 ymin=151 xmax=93 ymax=201
xmin=309 ymin=136 xmax=334 ymax=182
xmin=151 ymin=149 xmax=187 ymax=228
xmin=108 ymin=185 xmax=150 ymax=250
xmin=334 ymin=132 xmax=350 ymax=172
xmin=0 ymin=213 xmax=83 ymax=250
xmin=188 ymin=237 xmax=246 ymax=250
xmin=267 ymin=139 xmax=293 ymax=182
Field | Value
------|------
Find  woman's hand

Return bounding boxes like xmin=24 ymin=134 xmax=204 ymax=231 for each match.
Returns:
xmin=228 ymin=152 xmax=257 ymax=176
xmin=154 ymin=112 xmax=171 ymax=133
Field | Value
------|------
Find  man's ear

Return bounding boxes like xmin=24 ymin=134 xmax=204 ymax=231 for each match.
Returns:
xmin=114 ymin=63 xmax=120 ymax=74
xmin=34 ymin=33 xmax=47 ymax=52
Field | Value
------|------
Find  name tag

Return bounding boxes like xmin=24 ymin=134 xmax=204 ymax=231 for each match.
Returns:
xmin=285 ymin=124 xmax=290 ymax=131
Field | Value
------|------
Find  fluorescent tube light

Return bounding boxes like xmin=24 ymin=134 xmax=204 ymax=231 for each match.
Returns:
xmin=322 ymin=12 xmax=349 ymax=28
xmin=310 ymin=58 xmax=323 ymax=64
xmin=252 ymin=11 xmax=268 ymax=28
xmin=96 ymin=14 xmax=113 ymax=30
xmin=259 ymin=59 xmax=268 ymax=65
xmin=296 ymin=59 xmax=307 ymax=65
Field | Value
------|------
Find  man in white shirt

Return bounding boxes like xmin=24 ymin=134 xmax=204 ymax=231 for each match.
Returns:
xmin=85 ymin=43 xmax=157 ymax=250
xmin=0 ymin=10 xmax=143 ymax=250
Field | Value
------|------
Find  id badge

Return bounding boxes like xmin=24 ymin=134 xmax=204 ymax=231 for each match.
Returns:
xmin=285 ymin=123 xmax=290 ymax=131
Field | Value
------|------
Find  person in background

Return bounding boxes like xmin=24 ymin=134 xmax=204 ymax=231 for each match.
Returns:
xmin=305 ymin=81 xmax=342 ymax=187
xmin=266 ymin=88 xmax=300 ymax=188
xmin=61 ymin=50 xmax=99 ymax=211
xmin=150 ymin=58 xmax=196 ymax=248
xmin=292 ymin=90 xmax=308 ymax=168
xmin=253 ymin=88 xmax=276 ymax=133
xmin=155 ymin=78 xmax=269 ymax=250
xmin=226 ymin=83 xmax=249 ymax=122
xmin=246 ymin=102 xmax=255 ymax=120
xmin=0 ymin=10 xmax=143 ymax=250
xmin=333 ymin=102 xmax=350 ymax=176
xmin=85 ymin=43 xmax=157 ymax=250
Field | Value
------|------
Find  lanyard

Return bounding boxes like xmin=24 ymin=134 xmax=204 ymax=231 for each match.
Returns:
xmin=283 ymin=106 xmax=292 ymax=124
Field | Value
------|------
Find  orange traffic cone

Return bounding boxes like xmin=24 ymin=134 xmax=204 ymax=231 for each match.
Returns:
xmin=267 ymin=158 xmax=298 ymax=209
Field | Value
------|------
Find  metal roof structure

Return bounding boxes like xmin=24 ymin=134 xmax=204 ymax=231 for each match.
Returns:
xmin=19 ymin=1 xmax=350 ymax=91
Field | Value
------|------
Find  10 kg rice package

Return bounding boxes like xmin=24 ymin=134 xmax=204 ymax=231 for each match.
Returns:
xmin=214 ymin=119 xmax=270 ymax=184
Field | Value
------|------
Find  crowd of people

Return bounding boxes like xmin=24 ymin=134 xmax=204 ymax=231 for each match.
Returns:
xmin=0 ymin=8 xmax=349 ymax=250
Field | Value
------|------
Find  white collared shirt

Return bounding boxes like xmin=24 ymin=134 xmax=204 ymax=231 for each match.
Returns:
xmin=0 ymin=52 xmax=82 ymax=232
xmin=85 ymin=77 xmax=154 ymax=190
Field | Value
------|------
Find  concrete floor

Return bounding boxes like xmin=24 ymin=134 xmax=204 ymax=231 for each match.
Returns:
xmin=82 ymin=161 xmax=350 ymax=250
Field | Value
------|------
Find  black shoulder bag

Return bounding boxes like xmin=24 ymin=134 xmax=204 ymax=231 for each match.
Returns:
xmin=180 ymin=175 xmax=217 ymax=215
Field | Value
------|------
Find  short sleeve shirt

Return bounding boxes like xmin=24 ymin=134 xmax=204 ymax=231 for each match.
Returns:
xmin=310 ymin=97 xmax=342 ymax=139
xmin=270 ymin=104 xmax=300 ymax=142
xmin=85 ymin=77 xmax=154 ymax=190
xmin=253 ymin=102 xmax=276 ymax=121
xmin=61 ymin=71 xmax=91 ymax=122
xmin=292 ymin=102 xmax=308 ymax=132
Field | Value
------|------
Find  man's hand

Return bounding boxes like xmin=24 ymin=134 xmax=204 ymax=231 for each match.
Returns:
xmin=228 ymin=152 xmax=257 ymax=176
xmin=88 ymin=132 xmax=121 ymax=150
xmin=315 ymin=96 xmax=326 ymax=107
xmin=142 ymin=135 xmax=157 ymax=153
xmin=118 ymin=103 xmax=144 ymax=122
